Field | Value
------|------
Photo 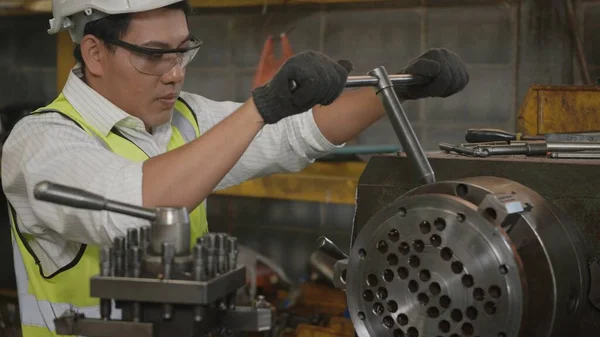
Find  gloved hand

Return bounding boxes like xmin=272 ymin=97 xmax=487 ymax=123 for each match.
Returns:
xmin=252 ymin=51 xmax=353 ymax=124
xmin=396 ymin=48 xmax=469 ymax=100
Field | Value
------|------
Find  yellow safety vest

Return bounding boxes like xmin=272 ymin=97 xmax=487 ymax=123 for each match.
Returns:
xmin=8 ymin=93 xmax=208 ymax=337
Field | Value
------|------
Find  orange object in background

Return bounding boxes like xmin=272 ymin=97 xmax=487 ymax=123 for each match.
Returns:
xmin=252 ymin=33 xmax=294 ymax=89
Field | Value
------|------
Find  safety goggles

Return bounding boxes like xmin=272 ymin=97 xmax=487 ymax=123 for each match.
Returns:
xmin=103 ymin=35 xmax=203 ymax=76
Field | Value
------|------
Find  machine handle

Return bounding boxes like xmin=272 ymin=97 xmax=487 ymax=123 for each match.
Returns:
xmin=465 ymin=128 xmax=544 ymax=143
xmin=34 ymin=181 xmax=157 ymax=221
xmin=317 ymin=236 xmax=348 ymax=260
xmin=289 ymin=74 xmax=429 ymax=93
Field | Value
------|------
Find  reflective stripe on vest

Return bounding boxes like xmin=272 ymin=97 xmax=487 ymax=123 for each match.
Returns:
xmin=10 ymin=95 xmax=208 ymax=336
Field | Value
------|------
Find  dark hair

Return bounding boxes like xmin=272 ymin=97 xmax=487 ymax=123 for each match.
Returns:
xmin=73 ymin=1 xmax=191 ymax=71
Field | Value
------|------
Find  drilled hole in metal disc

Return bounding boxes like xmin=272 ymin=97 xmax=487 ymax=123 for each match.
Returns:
xmin=489 ymin=285 xmax=502 ymax=299
xmin=419 ymin=221 xmax=431 ymax=234
xmin=363 ymin=289 xmax=374 ymax=302
xmin=440 ymin=247 xmax=453 ymax=261
xmin=406 ymin=327 xmax=419 ymax=337
xmin=377 ymin=287 xmax=388 ymax=300
xmin=387 ymin=300 xmax=399 ymax=313
xmin=451 ymin=309 xmax=463 ymax=322
xmin=409 ymin=255 xmax=421 ymax=268
xmin=499 ymin=265 xmax=509 ymax=274
xmin=417 ymin=293 xmax=429 ymax=305
xmin=341 ymin=269 xmax=347 ymax=283
xmin=373 ymin=302 xmax=384 ymax=316
xmin=387 ymin=254 xmax=399 ymax=266
xmin=427 ymin=306 xmax=440 ymax=318
xmin=473 ymin=288 xmax=485 ymax=301
xmin=462 ymin=322 xmax=475 ymax=336
xmin=466 ymin=306 xmax=478 ymax=320
xmin=439 ymin=320 xmax=451 ymax=333
xmin=393 ymin=329 xmax=405 ymax=337
xmin=397 ymin=314 xmax=409 ymax=326
xmin=484 ymin=301 xmax=497 ymax=315
xmin=419 ymin=269 xmax=431 ymax=282
xmin=367 ymin=274 xmax=378 ymax=287
xmin=456 ymin=213 xmax=466 ymax=222
xmin=439 ymin=295 xmax=451 ymax=309
xmin=413 ymin=240 xmax=425 ymax=253
xmin=399 ymin=242 xmax=410 ymax=255
xmin=462 ymin=274 xmax=474 ymax=288
xmin=358 ymin=312 xmax=365 ymax=320
xmin=456 ymin=184 xmax=468 ymax=197
xmin=408 ymin=280 xmax=419 ymax=293
xmin=377 ymin=240 xmax=389 ymax=253
xmin=397 ymin=267 xmax=409 ymax=280
xmin=383 ymin=315 xmax=395 ymax=329
xmin=485 ymin=207 xmax=497 ymax=220
xmin=429 ymin=282 xmax=441 ymax=296
xmin=388 ymin=229 xmax=400 ymax=242
xmin=359 ymin=249 xmax=367 ymax=259
xmin=434 ymin=217 xmax=446 ymax=231
xmin=451 ymin=261 xmax=464 ymax=274
xmin=383 ymin=269 xmax=394 ymax=282
xmin=398 ymin=207 xmax=407 ymax=216
xmin=430 ymin=234 xmax=442 ymax=247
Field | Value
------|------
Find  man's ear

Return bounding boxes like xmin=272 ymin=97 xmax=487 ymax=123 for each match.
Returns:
xmin=79 ymin=35 xmax=105 ymax=77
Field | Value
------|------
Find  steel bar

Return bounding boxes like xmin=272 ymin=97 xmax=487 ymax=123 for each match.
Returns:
xmin=369 ymin=66 xmax=435 ymax=184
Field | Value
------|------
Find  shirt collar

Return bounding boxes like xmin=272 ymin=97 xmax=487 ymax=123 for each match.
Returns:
xmin=62 ymin=63 xmax=165 ymax=136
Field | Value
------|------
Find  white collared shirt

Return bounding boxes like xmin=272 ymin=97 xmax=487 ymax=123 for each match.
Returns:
xmin=1 ymin=66 xmax=341 ymax=275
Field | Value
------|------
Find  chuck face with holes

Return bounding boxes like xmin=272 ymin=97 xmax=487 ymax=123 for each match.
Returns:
xmin=345 ymin=176 xmax=588 ymax=337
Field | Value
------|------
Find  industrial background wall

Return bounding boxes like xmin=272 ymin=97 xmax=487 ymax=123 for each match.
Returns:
xmin=0 ymin=0 xmax=599 ymax=282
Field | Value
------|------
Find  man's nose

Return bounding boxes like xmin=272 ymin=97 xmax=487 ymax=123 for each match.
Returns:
xmin=161 ymin=62 xmax=185 ymax=84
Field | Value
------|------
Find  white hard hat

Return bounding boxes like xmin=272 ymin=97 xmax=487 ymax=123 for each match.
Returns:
xmin=48 ymin=0 xmax=186 ymax=43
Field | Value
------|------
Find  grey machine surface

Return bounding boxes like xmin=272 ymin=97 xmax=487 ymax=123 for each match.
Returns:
xmin=33 ymin=182 xmax=273 ymax=337
xmin=313 ymin=67 xmax=600 ymax=337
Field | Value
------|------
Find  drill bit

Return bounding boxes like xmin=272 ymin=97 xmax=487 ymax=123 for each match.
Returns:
xmin=128 ymin=246 xmax=142 ymax=321
xmin=193 ymin=244 xmax=208 ymax=322
xmin=161 ymin=242 xmax=175 ymax=320
xmin=113 ymin=236 xmax=125 ymax=277
xmin=100 ymin=246 xmax=113 ymax=320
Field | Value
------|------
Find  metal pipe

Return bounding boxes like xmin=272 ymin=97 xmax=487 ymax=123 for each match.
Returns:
xmin=161 ymin=242 xmax=175 ymax=320
xmin=369 ymin=66 xmax=436 ymax=184
xmin=289 ymin=74 xmax=427 ymax=92
xmin=100 ymin=246 xmax=112 ymax=320
xmin=193 ymin=244 xmax=207 ymax=322
xmin=113 ymin=237 xmax=125 ymax=277
xmin=33 ymin=181 xmax=157 ymax=220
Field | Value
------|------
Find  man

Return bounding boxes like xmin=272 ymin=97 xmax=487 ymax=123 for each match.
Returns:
xmin=1 ymin=0 xmax=469 ymax=336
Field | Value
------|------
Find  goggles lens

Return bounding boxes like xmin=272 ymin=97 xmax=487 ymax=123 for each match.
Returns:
xmin=105 ymin=36 xmax=202 ymax=76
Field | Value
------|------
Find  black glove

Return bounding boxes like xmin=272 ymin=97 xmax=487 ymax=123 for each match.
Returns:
xmin=252 ymin=51 xmax=353 ymax=124
xmin=396 ymin=48 xmax=469 ymax=100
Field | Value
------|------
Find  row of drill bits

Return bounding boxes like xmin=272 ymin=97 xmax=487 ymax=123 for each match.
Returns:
xmin=99 ymin=229 xmax=240 ymax=321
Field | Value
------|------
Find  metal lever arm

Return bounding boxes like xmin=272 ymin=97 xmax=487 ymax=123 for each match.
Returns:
xmin=289 ymin=73 xmax=429 ymax=92
xmin=368 ymin=67 xmax=436 ymax=184
xmin=289 ymin=69 xmax=435 ymax=184
xmin=34 ymin=181 xmax=157 ymax=220
xmin=317 ymin=236 xmax=348 ymax=260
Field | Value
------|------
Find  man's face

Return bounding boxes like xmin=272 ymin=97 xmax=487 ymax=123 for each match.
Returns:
xmin=103 ymin=8 xmax=192 ymax=129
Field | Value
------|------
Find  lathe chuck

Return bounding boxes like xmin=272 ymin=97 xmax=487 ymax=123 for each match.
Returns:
xmin=344 ymin=176 xmax=588 ymax=337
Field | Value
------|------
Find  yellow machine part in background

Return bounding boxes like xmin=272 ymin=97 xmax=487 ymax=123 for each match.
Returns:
xmin=517 ymin=84 xmax=600 ymax=135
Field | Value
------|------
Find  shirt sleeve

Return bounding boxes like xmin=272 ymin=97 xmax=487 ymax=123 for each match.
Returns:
xmin=179 ymin=92 xmax=344 ymax=191
xmin=1 ymin=113 xmax=150 ymax=247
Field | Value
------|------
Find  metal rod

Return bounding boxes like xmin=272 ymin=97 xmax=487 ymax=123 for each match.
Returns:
xmin=33 ymin=181 xmax=157 ymax=221
xmin=289 ymin=74 xmax=428 ymax=92
xmin=161 ymin=242 xmax=175 ymax=320
xmin=345 ymin=74 xmax=428 ymax=88
xmin=368 ymin=66 xmax=436 ymax=184
xmin=99 ymin=246 xmax=113 ymax=320
xmin=316 ymin=236 xmax=347 ymax=260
